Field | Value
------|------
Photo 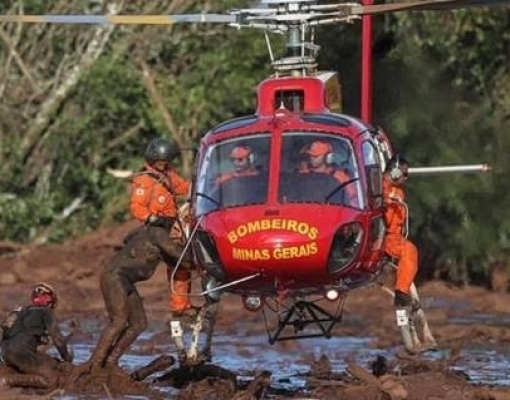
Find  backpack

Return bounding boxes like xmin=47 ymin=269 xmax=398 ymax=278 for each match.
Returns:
xmin=0 ymin=307 xmax=22 ymax=341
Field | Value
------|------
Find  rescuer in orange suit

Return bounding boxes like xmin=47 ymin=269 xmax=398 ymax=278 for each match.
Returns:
xmin=216 ymin=145 xmax=259 ymax=185
xmin=130 ymin=137 xmax=193 ymax=318
xmin=382 ymin=154 xmax=418 ymax=308
xmin=300 ymin=140 xmax=357 ymax=206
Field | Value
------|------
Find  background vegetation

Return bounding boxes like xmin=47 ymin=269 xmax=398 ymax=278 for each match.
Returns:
xmin=0 ymin=1 xmax=509 ymax=285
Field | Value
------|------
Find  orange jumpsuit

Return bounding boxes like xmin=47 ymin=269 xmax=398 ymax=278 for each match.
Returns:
xmin=130 ymin=163 xmax=192 ymax=314
xmin=382 ymin=176 xmax=418 ymax=295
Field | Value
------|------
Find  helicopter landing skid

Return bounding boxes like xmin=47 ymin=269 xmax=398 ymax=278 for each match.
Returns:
xmin=377 ymin=260 xmax=437 ymax=354
xmin=263 ymin=299 xmax=344 ymax=344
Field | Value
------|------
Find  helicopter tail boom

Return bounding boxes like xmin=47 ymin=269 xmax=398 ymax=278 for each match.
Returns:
xmin=408 ymin=164 xmax=490 ymax=175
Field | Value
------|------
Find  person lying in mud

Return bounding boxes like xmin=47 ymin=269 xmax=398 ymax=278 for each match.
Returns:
xmin=86 ymin=217 xmax=198 ymax=373
xmin=0 ymin=282 xmax=73 ymax=390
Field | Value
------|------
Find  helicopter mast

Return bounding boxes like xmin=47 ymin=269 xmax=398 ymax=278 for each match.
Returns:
xmin=272 ymin=22 xmax=319 ymax=77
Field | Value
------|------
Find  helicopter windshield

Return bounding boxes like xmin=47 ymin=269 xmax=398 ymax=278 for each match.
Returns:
xmin=195 ymin=134 xmax=270 ymax=214
xmin=278 ymin=133 xmax=363 ymax=209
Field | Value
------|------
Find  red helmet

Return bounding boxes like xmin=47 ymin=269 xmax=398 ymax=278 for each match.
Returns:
xmin=230 ymin=146 xmax=251 ymax=160
xmin=306 ymin=141 xmax=332 ymax=157
xmin=30 ymin=282 xmax=58 ymax=309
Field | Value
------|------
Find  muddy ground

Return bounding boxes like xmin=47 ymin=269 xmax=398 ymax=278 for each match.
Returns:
xmin=0 ymin=220 xmax=510 ymax=399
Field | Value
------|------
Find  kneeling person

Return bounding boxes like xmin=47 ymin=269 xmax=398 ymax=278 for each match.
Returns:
xmin=0 ymin=283 xmax=73 ymax=390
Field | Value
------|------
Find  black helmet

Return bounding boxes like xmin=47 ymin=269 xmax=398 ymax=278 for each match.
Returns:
xmin=145 ymin=138 xmax=179 ymax=164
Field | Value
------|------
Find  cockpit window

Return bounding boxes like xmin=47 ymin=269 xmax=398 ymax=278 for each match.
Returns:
xmin=278 ymin=133 xmax=363 ymax=209
xmin=274 ymin=90 xmax=304 ymax=112
xmin=195 ymin=134 xmax=270 ymax=214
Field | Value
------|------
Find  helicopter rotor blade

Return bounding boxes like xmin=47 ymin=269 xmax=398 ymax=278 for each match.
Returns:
xmin=0 ymin=14 xmax=238 ymax=25
xmin=351 ymin=0 xmax=510 ymax=16
xmin=1 ymin=1 xmax=509 ymax=29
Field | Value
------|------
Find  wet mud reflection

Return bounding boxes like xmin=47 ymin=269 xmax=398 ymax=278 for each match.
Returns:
xmin=4 ymin=280 xmax=510 ymax=399
xmin=57 ymin=309 xmax=510 ymax=399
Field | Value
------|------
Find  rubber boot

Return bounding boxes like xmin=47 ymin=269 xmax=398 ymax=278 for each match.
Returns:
xmin=394 ymin=289 xmax=413 ymax=308
xmin=199 ymin=302 xmax=219 ymax=362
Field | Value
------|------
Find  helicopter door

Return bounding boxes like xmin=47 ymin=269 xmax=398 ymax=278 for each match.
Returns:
xmin=362 ymin=140 xmax=383 ymax=208
xmin=195 ymin=134 xmax=271 ymax=214
xmin=278 ymin=133 xmax=363 ymax=209
xmin=362 ymin=140 xmax=386 ymax=254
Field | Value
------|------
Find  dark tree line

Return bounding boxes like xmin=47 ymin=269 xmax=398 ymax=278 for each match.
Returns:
xmin=0 ymin=1 xmax=509 ymax=284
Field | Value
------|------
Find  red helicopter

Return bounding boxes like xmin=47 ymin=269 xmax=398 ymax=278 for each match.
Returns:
xmin=185 ymin=0 xmax=494 ymax=352
xmin=1 ymin=0 xmax=499 ymax=356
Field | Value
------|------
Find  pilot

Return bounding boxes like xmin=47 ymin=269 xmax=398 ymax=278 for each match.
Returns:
xmin=300 ymin=140 xmax=357 ymax=205
xmin=216 ymin=145 xmax=258 ymax=185
xmin=0 ymin=283 xmax=73 ymax=390
xmin=130 ymin=137 xmax=194 ymax=320
xmin=300 ymin=141 xmax=347 ymax=179
xmin=382 ymin=154 xmax=418 ymax=310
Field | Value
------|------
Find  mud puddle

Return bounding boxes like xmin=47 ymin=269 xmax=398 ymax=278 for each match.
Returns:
xmin=51 ymin=307 xmax=510 ymax=399
xmin=63 ymin=322 xmax=376 ymax=398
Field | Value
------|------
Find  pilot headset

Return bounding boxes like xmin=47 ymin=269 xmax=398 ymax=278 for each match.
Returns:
xmin=389 ymin=154 xmax=403 ymax=181
xmin=247 ymin=151 xmax=256 ymax=165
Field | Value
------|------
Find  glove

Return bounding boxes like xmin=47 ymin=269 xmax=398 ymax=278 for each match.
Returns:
xmin=147 ymin=215 xmax=175 ymax=230
xmin=147 ymin=214 xmax=159 ymax=224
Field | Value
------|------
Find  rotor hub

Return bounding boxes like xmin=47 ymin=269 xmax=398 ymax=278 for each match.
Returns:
xmin=232 ymin=1 xmax=356 ymax=77
xmin=272 ymin=56 xmax=318 ymax=76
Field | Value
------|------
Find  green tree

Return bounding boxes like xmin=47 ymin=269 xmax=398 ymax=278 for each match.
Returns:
xmin=375 ymin=10 xmax=510 ymax=284
xmin=0 ymin=1 xmax=277 ymax=243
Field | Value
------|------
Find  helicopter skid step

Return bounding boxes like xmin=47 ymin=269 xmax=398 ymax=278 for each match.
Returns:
xmin=263 ymin=299 xmax=344 ymax=345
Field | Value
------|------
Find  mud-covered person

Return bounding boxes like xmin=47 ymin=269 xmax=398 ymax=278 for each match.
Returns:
xmin=130 ymin=137 xmax=194 ymax=318
xmin=0 ymin=283 xmax=73 ymax=390
xmin=86 ymin=216 xmax=193 ymax=372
